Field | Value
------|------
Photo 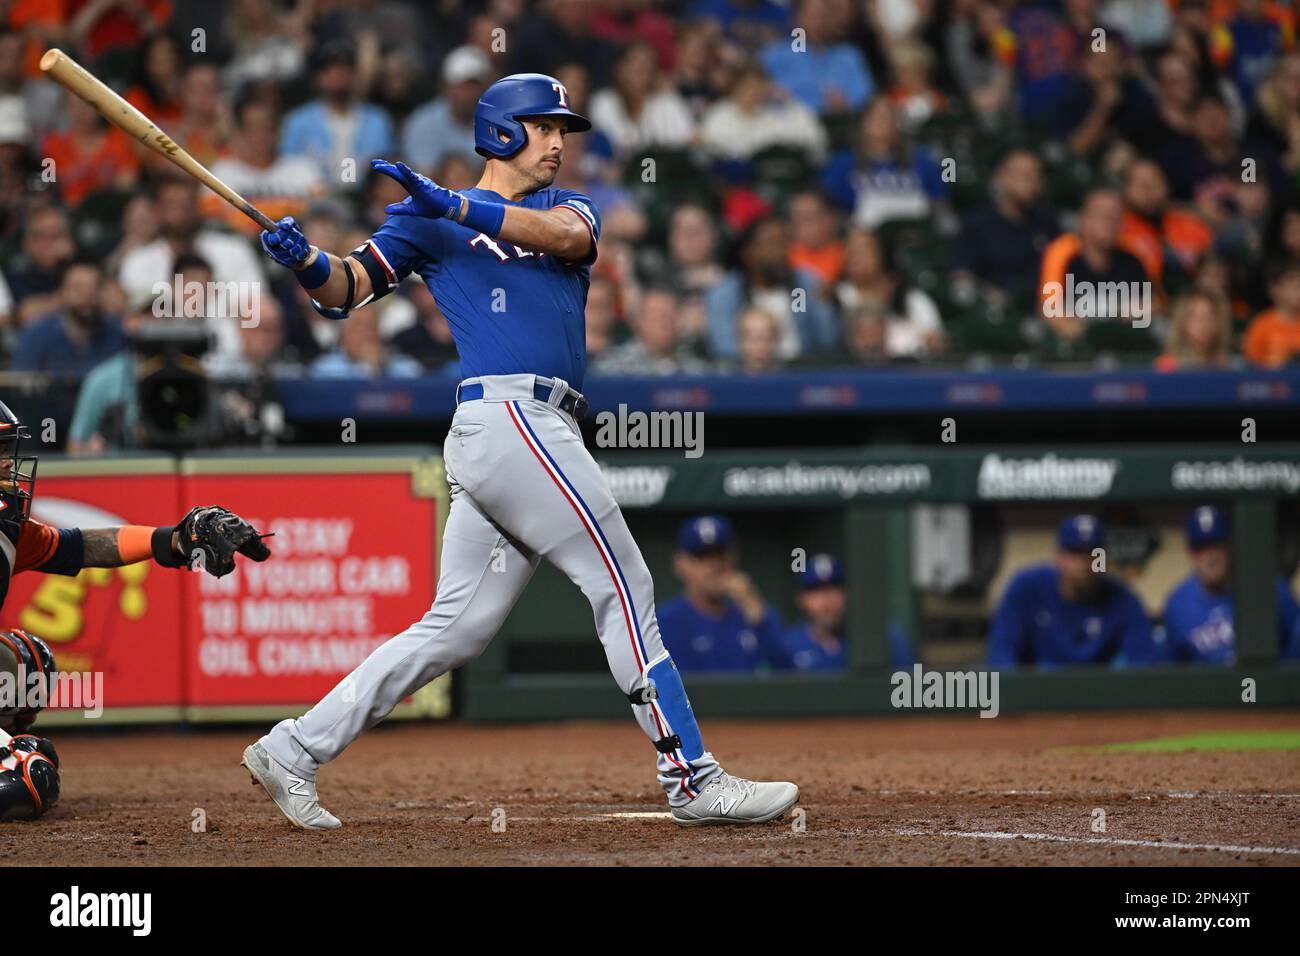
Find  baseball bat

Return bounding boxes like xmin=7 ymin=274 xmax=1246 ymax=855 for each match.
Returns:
xmin=39 ymin=47 xmax=279 ymax=232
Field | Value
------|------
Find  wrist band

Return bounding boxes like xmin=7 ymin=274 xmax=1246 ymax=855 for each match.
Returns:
xmin=117 ymin=526 xmax=154 ymax=565
xmin=460 ymin=198 xmax=505 ymax=237
xmin=295 ymin=247 xmax=330 ymax=289
xmin=151 ymin=526 xmax=184 ymax=568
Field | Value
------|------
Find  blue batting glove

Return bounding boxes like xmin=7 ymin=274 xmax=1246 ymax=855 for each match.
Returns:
xmin=260 ymin=216 xmax=312 ymax=269
xmin=371 ymin=159 xmax=463 ymax=219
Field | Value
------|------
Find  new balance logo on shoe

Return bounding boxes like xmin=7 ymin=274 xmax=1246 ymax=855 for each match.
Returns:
xmin=286 ymin=774 xmax=310 ymax=796
xmin=710 ymin=795 xmax=736 ymax=815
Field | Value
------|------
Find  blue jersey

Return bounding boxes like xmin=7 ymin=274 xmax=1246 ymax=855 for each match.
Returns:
xmin=780 ymin=621 xmax=916 ymax=671
xmin=368 ymin=186 xmax=601 ymax=389
xmin=1162 ymin=575 xmax=1300 ymax=664
xmin=658 ymin=595 xmax=789 ymax=673
xmin=988 ymin=564 xmax=1157 ymax=668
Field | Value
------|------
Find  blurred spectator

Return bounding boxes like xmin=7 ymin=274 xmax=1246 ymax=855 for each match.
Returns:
xmin=68 ymin=294 xmax=157 ymax=454
xmin=40 ymin=94 xmax=140 ymax=207
xmin=11 ymin=256 xmax=123 ymax=379
xmin=210 ymin=284 xmax=286 ymax=380
xmin=1242 ymin=261 xmax=1300 ymax=366
xmin=886 ymin=41 xmax=948 ymax=132
xmin=760 ymin=0 xmax=874 ymax=116
xmin=787 ymin=189 xmax=844 ymax=286
xmin=658 ymin=515 xmax=790 ymax=672
xmin=508 ymin=0 xmax=618 ymax=88
xmin=217 ymin=290 xmax=289 ymax=448
xmin=1038 ymin=188 xmax=1150 ymax=342
xmin=953 ymin=148 xmax=1058 ymax=303
xmin=1209 ymin=0 xmax=1292 ymax=106
xmin=837 ymin=227 xmax=944 ymax=359
xmin=640 ymin=201 xmax=726 ymax=298
xmin=690 ymin=0 xmax=790 ymax=50
xmin=672 ymin=19 xmax=733 ymax=121
xmin=987 ymin=514 xmax=1158 ymax=668
xmin=118 ymin=177 xmax=266 ymax=364
xmin=0 ymin=94 xmax=35 ymax=239
xmin=1245 ymin=52 xmax=1300 ymax=182
xmin=1098 ymin=0 xmax=1174 ymax=51
xmin=310 ymin=308 xmax=422 ymax=379
xmin=1161 ymin=504 xmax=1300 ymax=662
xmin=391 ymin=283 xmax=459 ymax=373
xmin=401 ymin=45 xmax=491 ymax=174
xmin=1005 ymin=0 xmax=1090 ymax=123
xmin=175 ymin=63 xmax=233 ymax=169
xmin=66 ymin=0 xmax=170 ymax=60
xmin=221 ymin=0 xmax=310 ymax=91
xmin=844 ymin=302 xmax=889 ymax=364
xmin=735 ymin=304 xmax=783 ymax=373
xmin=698 ymin=60 xmax=829 ymax=164
xmin=1135 ymin=50 xmax=1201 ymax=158
xmin=705 ymin=214 xmax=840 ymax=359
xmin=593 ymin=286 xmax=710 ymax=375
xmin=1155 ymin=291 xmax=1234 ymax=370
xmin=822 ymin=97 xmax=950 ymax=230
xmin=125 ymin=31 xmax=185 ymax=131
xmin=945 ymin=0 xmax=1015 ymax=129
xmin=780 ymin=552 xmax=916 ymax=670
xmin=591 ymin=0 xmax=679 ymax=72
xmin=583 ymin=273 xmax=622 ymax=360
xmin=1161 ymin=95 xmax=1244 ymax=204
xmin=206 ymin=92 xmax=325 ymax=234
xmin=1056 ymin=38 xmax=1156 ymax=157
xmin=589 ymin=41 xmax=696 ymax=156
xmin=6 ymin=206 xmax=75 ymax=327
xmin=0 ymin=27 xmax=61 ymax=144
xmin=280 ymin=38 xmax=395 ymax=191
xmin=1119 ymin=158 xmax=1212 ymax=292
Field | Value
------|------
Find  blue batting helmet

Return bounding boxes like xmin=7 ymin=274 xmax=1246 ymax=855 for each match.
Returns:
xmin=474 ymin=73 xmax=591 ymax=159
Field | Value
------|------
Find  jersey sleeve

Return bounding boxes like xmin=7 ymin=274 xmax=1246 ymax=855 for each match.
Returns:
xmin=362 ymin=214 xmax=446 ymax=302
xmin=552 ymin=189 xmax=601 ymax=266
xmin=14 ymin=520 xmax=84 ymax=576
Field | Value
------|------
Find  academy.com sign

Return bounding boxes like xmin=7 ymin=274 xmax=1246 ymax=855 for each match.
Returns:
xmin=978 ymin=453 xmax=1120 ymax=499
xmin=723 ymin=462 xmax=931 ymax=499
xmin=1171 ymin=457 xmax=1300 ymax=494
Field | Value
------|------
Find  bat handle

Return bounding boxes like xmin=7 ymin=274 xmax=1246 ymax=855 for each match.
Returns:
xmin=244 ymin=203 xmax=279 ymax=233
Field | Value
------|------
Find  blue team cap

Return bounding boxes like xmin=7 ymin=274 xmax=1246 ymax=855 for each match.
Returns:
xmin=677 ymin=514 xmax=735 ymax=554
xmin=1057 ymin=514 xmax=1105 ymax=553
xmin=1186 ymin=505 xmax=1230 ymax=548
xmin=798 ymin=553 xmax=844 ymax=589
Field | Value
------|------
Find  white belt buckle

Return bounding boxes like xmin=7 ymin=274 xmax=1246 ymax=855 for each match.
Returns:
xmin=546 ymin=376 xmax=570 ymax=408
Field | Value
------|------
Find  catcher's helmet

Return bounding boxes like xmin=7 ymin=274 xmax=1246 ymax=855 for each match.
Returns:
xmin=0 ymin=400 xmax=35 ymax=524
xmin=474 ymin=73 xmax=591 ymax=160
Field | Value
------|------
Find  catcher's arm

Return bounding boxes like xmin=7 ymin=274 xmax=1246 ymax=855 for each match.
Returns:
xmin=15 ymin=509 xmax=270 ymax=578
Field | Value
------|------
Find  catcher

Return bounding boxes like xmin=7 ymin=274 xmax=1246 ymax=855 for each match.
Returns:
xmin=0 ymin=398 xmax=271 ymax=820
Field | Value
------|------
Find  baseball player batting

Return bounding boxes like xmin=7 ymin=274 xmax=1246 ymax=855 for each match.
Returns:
xmin=244 ymin=72 xmax=799 ymax=829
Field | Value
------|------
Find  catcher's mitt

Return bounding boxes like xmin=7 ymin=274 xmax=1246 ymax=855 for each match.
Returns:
xmin=172 ymin=505 xmax=272 ymax=578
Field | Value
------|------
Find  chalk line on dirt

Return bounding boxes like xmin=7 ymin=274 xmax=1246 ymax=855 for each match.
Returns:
xmin=894 ymin=828 xmax=1300 ymax=856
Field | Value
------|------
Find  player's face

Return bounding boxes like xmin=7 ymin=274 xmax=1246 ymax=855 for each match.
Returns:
xmin=1190 ymin=543 xmax=1231 ymax=590
xmin=511 ymin=117 xmax=567 ymax=189
xmin=1054 ymin=549 xmax=1096 ymax=593
xmin=798 ymin=586 xmax=846 ymax=632
xmin=674 ymin=549 xmax=734 ymax=597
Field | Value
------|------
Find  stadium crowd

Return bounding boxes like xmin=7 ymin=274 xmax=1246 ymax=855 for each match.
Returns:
xmin=1 ymin=0 xmax=1299 ymax=437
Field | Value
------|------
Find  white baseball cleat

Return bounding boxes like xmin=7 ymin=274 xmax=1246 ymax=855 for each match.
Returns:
xmin=241 ymin=742 xmax=342 ymax=830
xmin=670 ymin=771 xmax=799 ymax=826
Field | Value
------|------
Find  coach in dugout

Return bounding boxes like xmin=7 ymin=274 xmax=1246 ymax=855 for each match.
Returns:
xmin=781 ymin=552 xmax=915 ymax=671
xmin=1161 ymin=505 xmax=1300 ymax=664
xmin=658 ymin=514 xmax=790 ymax=672
xmin=987 ymin=514 xmax=1159 ymax=668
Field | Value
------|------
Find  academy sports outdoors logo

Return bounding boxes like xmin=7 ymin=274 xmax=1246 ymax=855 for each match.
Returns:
xmin=977 ymin=453 xmax=1120 ymax=499
xmin=598 ymin=465 xmax=675 ymax=508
